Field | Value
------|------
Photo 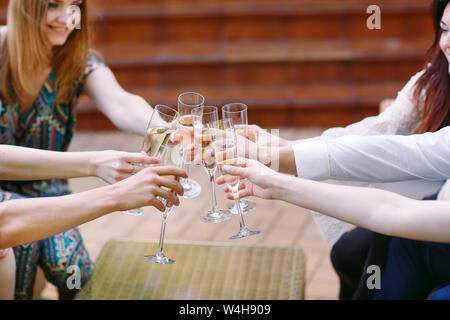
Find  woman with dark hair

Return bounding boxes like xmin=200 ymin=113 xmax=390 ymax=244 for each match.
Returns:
xmin=238 ymin=0 xmax=450 ymax=299
xmin=414 ymin=0 xmax=450 ymax=134
xmin=331 ymin=0 xmax=450 ymax=300
xmin=368 ymin=0 xmax=450 ymax=299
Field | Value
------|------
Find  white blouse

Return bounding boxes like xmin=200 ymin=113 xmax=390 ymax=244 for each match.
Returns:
xmin=294 ymin=127 xmax=450 ymax=182
xmin=292 ymin=70 xmax=450 ymax=246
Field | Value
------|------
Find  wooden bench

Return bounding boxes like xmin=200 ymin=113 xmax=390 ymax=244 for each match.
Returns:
xmin=75 ymin=239 xmax=306 ymax=300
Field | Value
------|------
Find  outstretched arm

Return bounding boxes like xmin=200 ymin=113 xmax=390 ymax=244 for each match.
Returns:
xmin=277 ymin=174 xmax=450 ymax=243
xmin=85 ymin=66 xmax=154 ymax=136
xmin=0 ymin=166 xmax=187 ymax=249
xmin=0 ymin=145 xmax=158 ymax=184
xmin=293 ymin=126 xmax=450 ymax=182
xmin=217 ymin=158 xmax=450 ymax=243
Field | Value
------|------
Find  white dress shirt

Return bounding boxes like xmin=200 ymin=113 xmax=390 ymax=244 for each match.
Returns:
xmin=292 ymin=70 xmax=450 ymax=245
xmin=294 ymin=127 xmax=450 ymax=182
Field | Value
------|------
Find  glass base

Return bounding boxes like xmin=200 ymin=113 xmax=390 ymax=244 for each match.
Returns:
xmin=122 ymin=208 xmax=143 ymax=216
xmin=227 ymin=199 xmax=256 ymax=215
xmin=229 ymin=227 xmax=261 ymax=240
xmin=201 ymin=208 xmax=231 ymax=223
xmin=143 ymin=254 xmax=175 ymax=265
xmin=181 ymin=178 xmax=202 ymax=198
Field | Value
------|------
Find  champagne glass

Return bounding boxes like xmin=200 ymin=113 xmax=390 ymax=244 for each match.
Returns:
xmin=213 ymin=119 xmax=260 ymax=239
xmin=222 ymin=103 xmax=257 ymax=215
xmin=125 ymin=105 xmax=178 ymax=216
xmin=177 ymin=92 xmax=203 ymax=198
xmin=143 ymin=142 xmax=184 ymax=264
xmin=191 ymin=106 xmax=231 ymax=223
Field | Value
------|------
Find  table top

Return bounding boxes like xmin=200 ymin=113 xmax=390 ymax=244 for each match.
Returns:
xmin=75 ymin=239 xmax=306 ymax=300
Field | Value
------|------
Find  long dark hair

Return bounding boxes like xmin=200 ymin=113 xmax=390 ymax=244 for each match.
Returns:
xmin=414 ymin=0 xmax=450 ymax=133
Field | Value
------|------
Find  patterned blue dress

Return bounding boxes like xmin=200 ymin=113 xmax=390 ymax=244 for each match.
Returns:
xmin=0 ymin=47 xmax=105 ymax=299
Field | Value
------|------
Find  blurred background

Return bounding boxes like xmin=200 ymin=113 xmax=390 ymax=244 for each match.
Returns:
xmin=0 ymin=0 xmax=433 ymax=130
xmin=0 ymin=0 xmax=435 ymax=300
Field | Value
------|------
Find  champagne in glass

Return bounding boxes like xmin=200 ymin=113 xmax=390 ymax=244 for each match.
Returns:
xmin=142 ymin=127 xmax=174 ymax=157
xmin=124 ymin=105 xmax=178 ymax=216
xmin=192 ymin=106 xmax=231 ymax=223
xmin=213 ymin=119 xmax=260 ymax=239
xmin=143 ymin=142 xmax=184 ymax=265
xmin=178 ymin=114 xmax=194 ymax=128
xmin=222 ymin=103 xmax=257 ymax=215
xmin=177 ymin=92 xmax=204 ymax=198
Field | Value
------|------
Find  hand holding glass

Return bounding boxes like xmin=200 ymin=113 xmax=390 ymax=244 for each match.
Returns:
xmin=214 ymin=120 xmax=260 ymax=240
xmin=125 ymin=105 xmax=178 ymax=215
xmin=222 ymin=103 xmax=256 ymax=215
xmin=143 ymin=142 xmax=184 ymax=265
xmin=192 ymin=106 xmax=231 ymax=223
xmin=177 ymin=92 xmax=204 ymax=198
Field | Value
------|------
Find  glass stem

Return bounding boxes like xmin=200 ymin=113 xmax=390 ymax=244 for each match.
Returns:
xmin=209 ymin=168 xmax=218 ymax=211
xmin=182 ymin=163 xmax=192 ymax=189
xmin=235 ymin=198 xmax=247 ymax=230
xmin=156 ymin=211 xmax=170 ymax=256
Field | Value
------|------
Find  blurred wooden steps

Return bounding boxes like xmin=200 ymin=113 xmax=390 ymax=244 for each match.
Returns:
xmin=0 ymin=0 xmax=434 ymax=45
xmin=90 ymin=1 xmax=431 ymax=45
xmin=76 ymin=81 xmax=405 ymax=129
xmin=101 ymin=38 xmax=429 ymax=89
xmin=0 ymin=0 xmax=433 ymax=129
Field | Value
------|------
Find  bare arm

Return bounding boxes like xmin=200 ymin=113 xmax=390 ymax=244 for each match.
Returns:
xmin=0 ymin=184 xmax=118 ymax=249
xmin=0 ymin=166 xmax=187 ymax=249
xmin=85 ymin=66 xmax=153 ymax=136
xmin=0 ymin=145 xmax=92 ymax=180
xmin=277 ymin=174 xmax=450 ymax=242
xmin=219 ymin=159 xmax=450 ymax=243
xmin=0 ymin=145 xmax=159 ymax=184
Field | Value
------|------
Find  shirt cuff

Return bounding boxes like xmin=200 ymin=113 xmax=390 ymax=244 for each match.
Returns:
xmin=292 ymin=140 xmax=331 ymax=180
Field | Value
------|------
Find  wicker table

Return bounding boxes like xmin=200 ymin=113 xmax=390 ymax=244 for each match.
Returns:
xmin=75 ymin=239 xmax=306 ymax=300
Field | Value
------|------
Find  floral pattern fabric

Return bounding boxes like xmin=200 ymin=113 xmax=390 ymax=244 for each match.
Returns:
xmin=0 ymin=47 xmax=105 ymax=299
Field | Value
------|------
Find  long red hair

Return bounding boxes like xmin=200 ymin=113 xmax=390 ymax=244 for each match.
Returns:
xmin=414 ymin=0 xmax=450 ymax=133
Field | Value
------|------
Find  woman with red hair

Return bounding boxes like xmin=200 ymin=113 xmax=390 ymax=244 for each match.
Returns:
xmin=242 ymin=0 xmax=450 ymax=299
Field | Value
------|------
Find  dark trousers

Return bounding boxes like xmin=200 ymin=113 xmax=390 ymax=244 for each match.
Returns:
xmin=331 ymin=193 xmax=447 ymax=300
xmin=373 ymin=238 xmax=450 ymax=300
xmin=330 ymin=227 xmax=392 ymax=300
